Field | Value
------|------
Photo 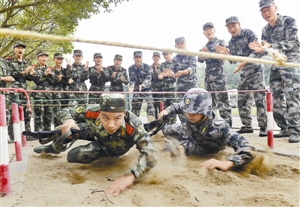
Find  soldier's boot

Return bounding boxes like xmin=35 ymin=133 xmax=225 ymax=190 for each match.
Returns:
xmin=289 ymin=135 xmax=300 ymax=143
xmin=147 ymin=115 xmax=156 ymax=123
xmin=274 ymin=129 xmax=290 ymax=138
xmin=33 ymin=144 xmax=60 ymax=154
xmin=163 ymin=138 xmax=180 ymax=157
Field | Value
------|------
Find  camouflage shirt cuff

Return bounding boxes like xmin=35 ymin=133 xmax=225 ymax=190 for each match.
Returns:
xmin=227 ymin=151 xmax=253 ymax=167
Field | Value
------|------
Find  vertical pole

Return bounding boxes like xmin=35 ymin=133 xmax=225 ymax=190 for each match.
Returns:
xmin=0 ymin=94 xmax=11 ymax=196
xmin=19 ymin=106 xmax=26 ymax=147
xmin=12 ymin=103 xmax=22 ymax=161
xmin=159 ymin=101 xmax=164 ymax=112
xmin=266 ymin=89 xmax=274 ymax=149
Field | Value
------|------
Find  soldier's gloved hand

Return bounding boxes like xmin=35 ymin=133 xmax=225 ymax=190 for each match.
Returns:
xmin=158 ymin=110 xmax=168 ymax=120
xmin=60 ymin=119 xmax=80 ymax=136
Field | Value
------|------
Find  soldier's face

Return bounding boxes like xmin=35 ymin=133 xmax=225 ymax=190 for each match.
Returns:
xmin=99 ymin=111 xmax=125 ymax=135
xmin=203 ymin=27 xmax=215 ymax=40
xmin=54 ymin=58 xmax=63 ymax=67
xmin=73 ymin=55 xmax=83 ymax=63
xmin=185 ymin=113 xmax=206 ymax=123
xmin=134 ymin=56 xmax=142 ymax=67
xmin=114 ymin=58 xmax=122 ymax=68
xmin=163 ymin=53 xmax=172 ymax=62
xmin=94 ymin=57 xmax=103 ymax=65
xmin=226 ymin=22 xmax=241 ymax=37
xmin=152 ymin=55 xmax=160 ymax=64
xmin=14 ymin=46 xmax=25 ymax=57
xmin=261 ymin=4 xmax=277 ymax=23
xmin=37 ymin=55 xmax=48 ymax=66
xmin=175 ymin=42 xmax=186 ymax=49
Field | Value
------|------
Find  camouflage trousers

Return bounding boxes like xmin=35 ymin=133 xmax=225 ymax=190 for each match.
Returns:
xmin=152 ymin=93 xmax=163 ymax=119
xmin=33 ymin=93 xmax=53 ymax=131
xmin=238 ymin=71 xmax=267 ymax=128
xmin=68 ymin=83 xmax=88 ymax=105
xmin=161 ymin=91 xmax=177 ymax=124
xmin=270 ymin=66 xmax=300 ymax=136
xmin=88 ymin=85 xmax=105 ymax=104
xmin=205 ymin=79 xmax=232 ymax=127
xmin=52 ymin=91 xmax=68 ymax=127
xmin=131 ymin=92 xmax=155 ymax=122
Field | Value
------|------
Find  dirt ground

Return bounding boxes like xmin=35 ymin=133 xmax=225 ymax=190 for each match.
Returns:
xmin=1 ymin=129 xmax=300 ymax=207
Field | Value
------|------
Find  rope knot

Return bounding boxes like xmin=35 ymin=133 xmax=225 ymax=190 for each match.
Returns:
xmin=268 ymin=48 xmax=287 ymax=66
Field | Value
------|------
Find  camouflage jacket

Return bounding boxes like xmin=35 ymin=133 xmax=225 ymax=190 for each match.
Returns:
xmin=107 ymin=65 xmax=129 ymax=92
xmin=88 ymin=66 xmax=112 ymax=91
xmin=150 ymin=63 xmax=164 ymax=92
xmin=6 ymin=57 xmax=31 ymax=88
xmin=171 ymin=53 xmax=198 ymax=84
xmin=262 ymin=14 xmax=300 ymax=62
xmin=30 ymin=64 xmax=55 ymax=89
xmin=66 ymin=63 xmax=89 ymax=90
xmin=128 ymin=63 xmax=152 ymax=92
xmin=57 ymin=105 xmax=158 ymax=179
xmin=165 ymin=102 xmax=252 ymax=167
xmin=0 ymin=58 xmax=11 ymax=88
xmin=160 ymin=61 xmax=176 ymax=91
xmin=228 ymin=28 xmax=263 ymax=74
xmin=52 ymin=67 xmax=68 ymax=90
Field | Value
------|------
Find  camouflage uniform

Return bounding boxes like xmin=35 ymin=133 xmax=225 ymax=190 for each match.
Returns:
xmin=34 ymin=94 xmax=158 ymax=179
xmin=150 ymin=57 xmax=162 ymax=119
xmin=52 ymin=53 xmax=69 ymax=127
xmin=160 ymin=57 xmax=177 ymax=124
xmin=108 ymin=55 xmax=129 ymax=92
xmin=162 ymin=88 xmax=253 ymax=168
xmin=65 ymin=50 xmax=89 ymax=105
xmin=128 ymin=51 xmax=155 ymax=121
xmin=226 ymin=16 xmax=267 ymax=131
xmin=198 ymin=23 xmax=232 ymax=126
xmin=172 ymin=37 xmax=198 ymax=123
xmin=30 ymin=51 xmax=55 ymax=131
xmin=260 ymin=11 xmax=300 ymax=142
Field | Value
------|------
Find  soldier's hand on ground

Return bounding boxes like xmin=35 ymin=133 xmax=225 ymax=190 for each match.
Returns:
xmin=139 ymin=85 xmax=142 ymax=92
xmin=158 ymin=110 xmax=168 ymax=119
xmin=111 ymin=72 xmax=117 ymax=78
xmin=84 ymin=61 xmax=89 ymax=71
xmin=215 ymin=45 xmax=229 ymax=54
xmin=107 ymin=174 xmax=135 ymax=197
xmin=60 ymin=119 xmax=80 ymax=135
xmin=68 ymin=78 xmax=74 ymax=84
xmin=129 ymin=86 xmax=134 ymax=93
xmin=200 ymin=158 xmax=234 ymax=171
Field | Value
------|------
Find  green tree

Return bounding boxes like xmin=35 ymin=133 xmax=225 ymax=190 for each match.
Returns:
xmin=0 ymin=0 xmax=127 ymax=62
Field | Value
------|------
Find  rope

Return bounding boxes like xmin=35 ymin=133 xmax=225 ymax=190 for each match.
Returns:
xmin=1 ymin=28 xmax=300 ymax=68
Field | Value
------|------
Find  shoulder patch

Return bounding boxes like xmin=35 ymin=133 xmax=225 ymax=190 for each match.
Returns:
xmin=86 ymin=111 xmax=99 ymax=119
xmin=125 ymin=122 xmax=135 ymax=136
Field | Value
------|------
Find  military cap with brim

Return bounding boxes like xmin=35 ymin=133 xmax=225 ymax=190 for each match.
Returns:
xmin=100 ymin=94 xmax=126 ymax=112
xmin=175 ymin=37 xmax=185 ymax=44
xmin=73 ymin=49 xmax=83 ymax=56
xmin=37 ymin=51 xmax=49 ymax=57
xmin=54 ymin=53 xmax=64 ymax=59
xmin=153 ymin=52 xmax=160 ymax=57
xmin=259 ymin=0 xmax=275 ymax=10
xmin=13 ymin=42 xmax=26 ymax=48
xmin=94 ymin=53 xmax=103 ymax=58
xmin=203 ymin=22 xmax=214 ymax=30
xmin=134 ymin=51 xmax=142 ymax=57
xmin=114 ymin=54 xmax=123 ymax=60
xmin=225 ymin=16 xmax=240 ymax=26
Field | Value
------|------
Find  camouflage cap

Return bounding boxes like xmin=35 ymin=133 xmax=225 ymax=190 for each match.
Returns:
xmin=203 ymin=22 xmax=214 ymax=30
xmin=225 ymin=16 xmax=239 ymax=26
xmin=94 ymin=53 xmax=103 ymax=58
xmin=54 ymin=53 xmax=64 ymax=59
xmin=134 ymin=51 xmax=142 ymax=57
xmin=114 ymin=54 xmax=123 ymax=60
xmin=73 ymin=49 xmax=83 ymax=56
xmin=99 ymin=94 xmax=126 ymax=112
xmin=37 ymin=50 xmax=49 ymax=57
xmin=13 ymin=41 xmax=26 ymax=48
xmin=162 ymin=51 xmax=172 ymax=55
xmin=180 ymin=88 xmax=212 ymax=117
xmin=259 ymin=0 xmax=274 ymax=10
xmin=175 ymin=37 xmax=185 ymax=44
xmin=153 ymin=52 xmax=161 ymax=57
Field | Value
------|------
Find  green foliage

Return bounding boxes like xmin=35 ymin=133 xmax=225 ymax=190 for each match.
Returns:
xmin=0 ymin=0 xmax=127 ymax=60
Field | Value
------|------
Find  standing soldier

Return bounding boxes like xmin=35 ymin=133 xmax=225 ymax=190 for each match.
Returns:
xmin=108 ymin=54 xmax=129 ymax=92
xmin=159 ymin=52 xmax=177 ymax=124
xmin=171 ymin=37 xmax=198 ymax=123
xmin=52 ymin=53 xmax=68 ymax=127
xmin=128 ymin=51 xmax=155 ymax=122
xmin=30 ymin=51 xmax=55 ymax=131
xmin=150 ymin=52 xmax=163 ymax=119
xmin=7 ymin=42 xmax=35 ymax=139
xmin=215 ymin=16 xmax=267 ymax=137
xmin=65 ymin=49 xmax=89 ymax=105
xmin=88 ymin=53 xmax=112 ymax=104
xmin=198 ymin=22 xmax=232 ymax=127
xmin=249 ymin=0 xmax=300 ymax=143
